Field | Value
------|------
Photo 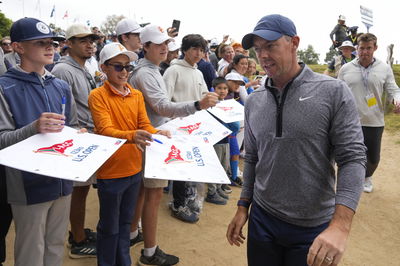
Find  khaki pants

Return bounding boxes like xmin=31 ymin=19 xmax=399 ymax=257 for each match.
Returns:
xmin=11 ymin=195 xmax=71 ymax=266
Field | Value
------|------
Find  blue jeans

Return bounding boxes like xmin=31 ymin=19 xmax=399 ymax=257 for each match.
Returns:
xmin=247 ymin=202 xmax=329 ymax=266
xmin=96 ymin=173 xmax=141 ymax=266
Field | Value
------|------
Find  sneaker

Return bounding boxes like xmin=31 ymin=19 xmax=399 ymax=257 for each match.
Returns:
xmin=170 ymin=204 xmax=199 ymax=223
xmin=205 ymin=193 xmax=227 ymax=205
xmin=139 ymin=246 xmax=179 ymax=266
xmin=230 ymin=177 xmax=243 ymax=187
xmin=217 ymin=188 xmax=229 ymax=200
xmin=130 ymin=230 xmax=144 ymax=247
xmin=186 ymin=197 xmax=201 ymax=214
xmin=67 ymin=228 xmax=97 ymax=248
xmin=69 ymin=239 xmax=96 ymax=259
xmin=364 ymin=177 xmax=373 ymax=193
xmin=221 ymin=184 xmax=232 ymax=194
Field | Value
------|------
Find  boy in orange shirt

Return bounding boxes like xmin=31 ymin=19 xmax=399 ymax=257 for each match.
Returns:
xmin=88 ymin=42 xmax=169 ymax=266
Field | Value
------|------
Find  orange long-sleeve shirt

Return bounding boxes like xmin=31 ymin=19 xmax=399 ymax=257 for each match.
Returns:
xmin=88 ymin=80 xmax=157 ymax=179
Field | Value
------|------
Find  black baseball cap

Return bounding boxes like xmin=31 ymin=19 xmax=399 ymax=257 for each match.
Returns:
xmin=10 ymin=17 xmax=65 ymax=43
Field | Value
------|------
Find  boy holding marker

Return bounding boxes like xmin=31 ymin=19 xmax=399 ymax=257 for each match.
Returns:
xmin=88 ymin=42 xmax=169 ymax=266
xmin=0 ymin=18 xmax=78 ymax=266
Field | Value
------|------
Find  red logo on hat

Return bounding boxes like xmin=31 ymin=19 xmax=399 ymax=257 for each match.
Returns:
xmin=34 ymin=139 xmax=73 ymax=156
xmin=164 ymin=145 xmax=187 ymax=164
xmin=177 ymin=123 xmax=201 ymax=135
xmin=158 ymin=26 xmax=164 ymax=33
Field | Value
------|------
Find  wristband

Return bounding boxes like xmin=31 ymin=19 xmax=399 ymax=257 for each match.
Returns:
xmin=194 ymin=101 xmax=201 ymax=111
xmin=237 ymin=199 xmax=251 ymax=208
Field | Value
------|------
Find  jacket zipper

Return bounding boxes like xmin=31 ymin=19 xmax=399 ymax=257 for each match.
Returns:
xmin=267 ymin=80 xmax=292 ymax=138
xmin=39 ymin=75 xmax=63 ymax=196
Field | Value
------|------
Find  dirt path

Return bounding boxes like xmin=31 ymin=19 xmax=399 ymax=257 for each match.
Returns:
xmin=5 ymin=132 xmax=400 ymax=266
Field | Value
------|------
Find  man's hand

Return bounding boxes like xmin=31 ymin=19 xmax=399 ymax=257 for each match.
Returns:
xmin=35 ymin=112 xmax=65 ymax=133
xmin=226 ymin=207 xmax=248 ymax=247
xmin=307 ymin=205 xmax=354 ymax=266
xmin=167 ymin=27 xmax=178 ymax=38
xmin=393 ymin=100 xmax=400 ymax=113
xmin=199 ymin=92 xmax=219 ymax=109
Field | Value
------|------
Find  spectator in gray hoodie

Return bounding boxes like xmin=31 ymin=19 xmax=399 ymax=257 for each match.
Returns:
xmin=51 ymin=23 xmax=99 ymax=259
xmin=129 ymin=24 xmax=218 ymax=266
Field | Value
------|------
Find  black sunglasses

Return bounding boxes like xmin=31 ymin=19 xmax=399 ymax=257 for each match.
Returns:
xmin=106 ymin=63 xmax=134 ymax=72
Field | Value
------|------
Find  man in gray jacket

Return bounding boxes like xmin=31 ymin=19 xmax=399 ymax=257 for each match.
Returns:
xmin=226 ymin=14 xmax=366 ymax=266
xmin=51 ymin=23 xmax=99 ymax=259
xmin=338 ymin=33 xmax=400 ymax=193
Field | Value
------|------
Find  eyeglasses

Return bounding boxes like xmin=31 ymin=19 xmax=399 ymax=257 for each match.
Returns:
xmin=106 ymin=63 xmax=134 ymax=72
xmin=1 ymin=42 xmax=11 ymax=46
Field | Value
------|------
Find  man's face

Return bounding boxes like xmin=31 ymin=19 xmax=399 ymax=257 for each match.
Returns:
xmin=101 ymin=54 xmax=132 ymax=88
xmin=222 ymin=46 xmax=234 ymax=62
xmin=1 ymin=40 xmax=13 ymax=53
xmin=214 ymin=83 xmax=228 ymax=100
xmin=67 ymin=36 xmax=94 ymax=59
xmin=123 ymin=33 xmax=142 ymax=51
xmin=184 ymin=47 xmax=204 ymax=66
xmin=17 ymin=38 xmax=55 ymax=66
xmin=357 ymin=40 xmax=377 ymax=66
xmin=144 ymin=41 xmax=169 ymax=65
xmin=253 ymin=35 xmax=296 ymax=81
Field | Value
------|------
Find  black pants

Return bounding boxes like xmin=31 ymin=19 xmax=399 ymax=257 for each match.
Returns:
xmin=247 ymin=202 xmax=328 ymax=266
xmin=172 ymin=181 xmax=187 ymax=208
xmin=0 ymin=166 xmax=12 ymax=264
xmin=362 ymin=126 xmax=384 ymax=177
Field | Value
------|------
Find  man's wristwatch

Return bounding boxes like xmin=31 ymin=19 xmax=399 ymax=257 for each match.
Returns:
xmin=194 ymin=101 xmax=201 ymax=111
xmin=237 ymin=199 xmax=252 ymax=208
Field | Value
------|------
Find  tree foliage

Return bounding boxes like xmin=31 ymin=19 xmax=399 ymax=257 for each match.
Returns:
xmin=297 ymin=45 xmax=319 ymax=64
xmin=0 ymin=12 xmax=13 ymax=38
xmin=100 ymin=15 xmax=125 ymax=36
xmin=324 ymin=48 xmax=338 ymax=64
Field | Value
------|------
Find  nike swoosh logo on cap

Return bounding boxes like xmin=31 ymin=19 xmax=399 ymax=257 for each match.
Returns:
xmin=299 ymin=96 xmax=313 ymax=101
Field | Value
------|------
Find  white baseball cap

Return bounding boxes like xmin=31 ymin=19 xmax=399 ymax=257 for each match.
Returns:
xmin=338 ymin=15 xmax=346 ymax=21
xmin=140 ymin=25 xmax=173 ymax=44
xmin=225 ymin=72 xmax=245 ymax=85
xmin=115 ymin=18 xmax=142 ymax=36
xmin=339 ymin=40 xmax=355 ymax=51
xmin=168 ymin=40 xmax=180 ymax=52
xmin=99 ymin=42 xmax=138 ymax=65
xmin=66 ymin=24 xmax=99 ymax=40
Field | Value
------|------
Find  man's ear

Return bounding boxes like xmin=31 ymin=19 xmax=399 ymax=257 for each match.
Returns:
xmin=292 ymin=36 xmax=300 ymax=50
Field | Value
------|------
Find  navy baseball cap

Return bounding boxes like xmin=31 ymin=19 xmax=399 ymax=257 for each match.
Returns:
xmin=242 ymin=14 xmax=297 ymax=49
xmin=10 ymin=17 xmax=65 ymax=43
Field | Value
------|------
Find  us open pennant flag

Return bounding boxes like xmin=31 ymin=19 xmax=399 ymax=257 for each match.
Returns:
xmin=145 ymin=134 xmax=230 ymax=184
xmin=0 ymin=126 xmax=125 ymax=182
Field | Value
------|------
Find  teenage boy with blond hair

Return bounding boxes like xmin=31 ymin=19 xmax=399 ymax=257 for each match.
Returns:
xmin=0 ymin=17 xmax=78 ymax=266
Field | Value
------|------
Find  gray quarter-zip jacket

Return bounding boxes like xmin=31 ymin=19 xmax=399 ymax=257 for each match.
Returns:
xmin=129 ymin=58 xmax=197 ymax=127
xmin=241 ymin=64 xmax=367 ymax=227
xmin=52 ymin=56 xmax=94 ymax=131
